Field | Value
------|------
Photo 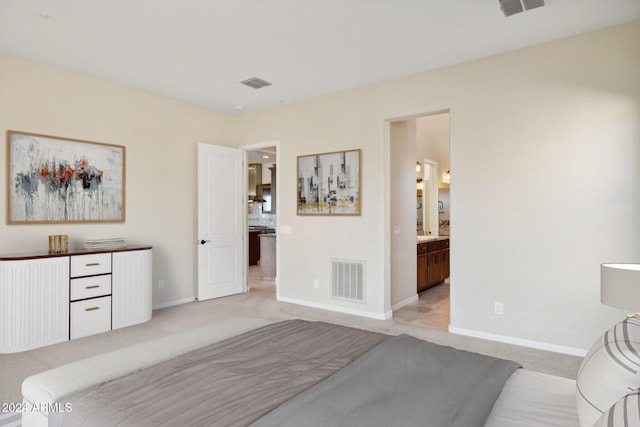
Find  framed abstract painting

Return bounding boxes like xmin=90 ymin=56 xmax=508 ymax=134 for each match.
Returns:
xmin=7 ymin=131 xmax=125 ymax=224
xmin=297 ymin=149 xmax=361 ymax=216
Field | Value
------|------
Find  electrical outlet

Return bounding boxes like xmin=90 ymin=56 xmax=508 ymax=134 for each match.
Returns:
xmin=313 ymin=279 xmax=320 ymax=289
xmin=494 ymin=302 xmax=503 ymax=315
xmin=158 ymin=279 xmax=165 ymax=289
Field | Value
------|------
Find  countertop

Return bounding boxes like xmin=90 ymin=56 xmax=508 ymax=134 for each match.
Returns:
xmin=249 ymin=227 xmax=275 ymax=233
xmin=416 ymin=236 xmax=449 ymax=244
xmin=0 ymin=245 xmax=152 ymax=261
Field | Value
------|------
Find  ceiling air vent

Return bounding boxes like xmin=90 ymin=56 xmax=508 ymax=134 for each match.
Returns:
xmin=240 ymin=77 xmax=272 ymax=89
xmin=499 ymin=0 xmax=544 ymax=17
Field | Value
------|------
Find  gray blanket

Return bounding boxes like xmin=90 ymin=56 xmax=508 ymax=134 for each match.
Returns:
xmin=60 ymin=320 xmax=386 ymax=427
xmin=250 ymin=334 xmax=520 ymax=427
xmin=60 ymin=320 xmax=519 ymax=427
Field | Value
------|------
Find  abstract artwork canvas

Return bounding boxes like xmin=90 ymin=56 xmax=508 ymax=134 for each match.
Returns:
xmin=297 ymin=149 xmax=361 ymax=216
xmin=7 ymin=131 xmax=125 ymax=224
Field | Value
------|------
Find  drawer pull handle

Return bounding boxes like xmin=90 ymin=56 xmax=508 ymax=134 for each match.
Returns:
xmin=85 ymin=285 xmax=100 ymax=289
xmin=86 ymin=262 xmax=100 ymax=267
xmin=85 ymin=307 xmax=100 ymax=312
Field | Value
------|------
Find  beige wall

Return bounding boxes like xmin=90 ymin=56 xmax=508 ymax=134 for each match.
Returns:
xmin=231 ymin=89 xmax=390 ymax=317
xmin=1 ymin=20 xmax=638 ymax=352
xmin=233 ymin=21 xmax=640 ymax=351
xmin=417 ymin=113 xmax=450 ymax=184
xmin=0 ymin=54 xmax=234 ymax=307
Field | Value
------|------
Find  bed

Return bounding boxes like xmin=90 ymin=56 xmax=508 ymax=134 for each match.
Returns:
xmin=20 ymin=316 xmax=640 ymax=427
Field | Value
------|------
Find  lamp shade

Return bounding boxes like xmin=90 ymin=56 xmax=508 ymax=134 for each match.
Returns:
xmin=601 ymin=264 xmax=640 ymax=312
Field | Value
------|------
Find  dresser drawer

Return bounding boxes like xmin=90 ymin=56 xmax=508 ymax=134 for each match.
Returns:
xmin=70 ymin=274 xmax=111 ymax=301
xmin=70 ymin=296 xmax=111 ymax=339
xmin=71 ymin=253 xmax=111 ymax=277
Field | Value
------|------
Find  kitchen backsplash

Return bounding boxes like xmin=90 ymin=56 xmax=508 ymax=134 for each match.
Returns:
xmin=248 ymin=202 xmax=277 ymax=228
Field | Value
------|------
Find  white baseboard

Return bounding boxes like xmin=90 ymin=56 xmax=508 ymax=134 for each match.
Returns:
xmin=448 ymin=325 xmax=588 ymax=357
xmin=277 ymin=296 xmax=392 ymax=320
xmin=152 ymin=297 xmax=197 ymax=310
xmin=391 ymin=294 xmax=418 ymax=311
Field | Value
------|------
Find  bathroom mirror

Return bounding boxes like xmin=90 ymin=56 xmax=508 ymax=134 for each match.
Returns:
xmin=418 ymin=159 xmax=439 ymax=236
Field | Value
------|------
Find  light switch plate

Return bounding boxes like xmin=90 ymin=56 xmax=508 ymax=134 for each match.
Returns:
xmin=280 ymin=225 xmax=292 ymax=234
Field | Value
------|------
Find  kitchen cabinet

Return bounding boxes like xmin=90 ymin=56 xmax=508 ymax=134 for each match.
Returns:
xmin=248 ymin=228 xmax=275 ymax=265
xmin=260 ymin=233 xmax=277 ymax=280
xmin=249 ymin=231 xmax=262 ymax=265
xmin=262 ymin=165 xmax=276 ymax=213
xmin=0 ymin=246 xmax=152 ymax=353
xmin=269 ymin=165 xmax=276 ymax=213
xmin=417 ymin=238 xmax=449 ymax=293
xmin=248 ymin=163 xmax=262 ymax=201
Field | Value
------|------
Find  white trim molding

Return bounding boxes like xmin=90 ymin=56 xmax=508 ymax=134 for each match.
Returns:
xmin=391 ymin=294 xmax=419 ymax=311
xmin=278 ymin=296 xmax=392 ymax=320
xmin=153 ymin=297 xmax=197 ymax=311
xmin=448 ymin=325 xmax=588 ymax=357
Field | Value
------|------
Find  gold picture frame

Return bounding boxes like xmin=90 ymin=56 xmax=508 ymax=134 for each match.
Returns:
xmin=7 ymin=130 xmax=125 ymax=224
xmin=297 ymin=149 xmax=361 ymax=216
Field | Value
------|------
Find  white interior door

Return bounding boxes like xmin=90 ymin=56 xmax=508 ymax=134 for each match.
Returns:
xmin=197 ymin=143 xmax=245 ymax=301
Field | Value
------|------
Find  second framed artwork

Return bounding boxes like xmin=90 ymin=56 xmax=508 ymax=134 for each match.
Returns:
xmin=297 ymin=149 xmax=361 ymax=216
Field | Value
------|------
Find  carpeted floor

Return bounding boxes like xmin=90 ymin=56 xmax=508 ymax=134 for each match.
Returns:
xmin=0 ymin=266 xmax=582 ymax=425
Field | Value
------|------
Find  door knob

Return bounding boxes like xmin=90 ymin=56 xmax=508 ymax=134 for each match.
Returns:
xmin=199 ymin=239 xmax=211 ymax=245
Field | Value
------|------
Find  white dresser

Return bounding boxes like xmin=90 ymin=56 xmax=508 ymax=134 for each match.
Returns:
xmin=0 ymin=246 xmax=152 ymax=353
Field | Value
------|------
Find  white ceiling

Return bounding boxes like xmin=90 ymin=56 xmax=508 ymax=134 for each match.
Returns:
xmin=1 ymin=0 xmax=639 ymax=115
xmin=247 ymin=148 xmax=276 ymax=165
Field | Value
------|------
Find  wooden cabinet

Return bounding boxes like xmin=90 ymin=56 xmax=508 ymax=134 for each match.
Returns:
xmin=417 ymin=238 xmax=450 ymax=293
xmin=0 ymin=246 xmax=152 ymax=353
xmin=417 ymin=243 xmax=428 ymax=293
xmin=441 ymin=239 xmax=450 ymax=280
xmin=249 ymin=231 xmax=262 ymax=265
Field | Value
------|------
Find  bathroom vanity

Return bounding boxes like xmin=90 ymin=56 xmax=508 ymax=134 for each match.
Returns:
xmin=417 ymin=237 xmax=449 ymax=293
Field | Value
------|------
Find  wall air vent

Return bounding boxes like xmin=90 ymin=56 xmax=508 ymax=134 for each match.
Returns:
xmin=330 ymin=259 xmax=365 ymax=303
xmin=240 ymin=77 xmax=272 ymax=89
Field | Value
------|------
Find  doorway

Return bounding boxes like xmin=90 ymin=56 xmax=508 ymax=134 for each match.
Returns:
xmin=388 ymin=112 xmax=451 ymax=330
xmin=243 ymin=142 xmax=279 ymax=297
